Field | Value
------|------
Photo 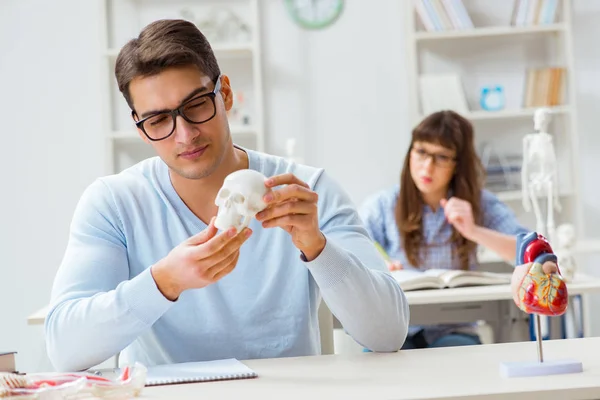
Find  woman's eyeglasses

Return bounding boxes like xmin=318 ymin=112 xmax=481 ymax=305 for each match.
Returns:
xmin=411 ymin=147 xmax=456 ymax=168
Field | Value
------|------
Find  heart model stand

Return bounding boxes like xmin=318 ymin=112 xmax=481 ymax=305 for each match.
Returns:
xmin=500 ymin=231 xmax=583 ymax=378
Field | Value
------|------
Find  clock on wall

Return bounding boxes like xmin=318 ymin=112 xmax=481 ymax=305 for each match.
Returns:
xmin=285 ymin=0 xmax=344 ymax=30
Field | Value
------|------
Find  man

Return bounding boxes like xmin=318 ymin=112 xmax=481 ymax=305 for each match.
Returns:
xmin=45 ymin=19 xmax=410 ymax=372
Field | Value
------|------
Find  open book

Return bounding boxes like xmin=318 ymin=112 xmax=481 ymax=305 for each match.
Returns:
xmin=391 ymin=268 xmax=512 ymax=291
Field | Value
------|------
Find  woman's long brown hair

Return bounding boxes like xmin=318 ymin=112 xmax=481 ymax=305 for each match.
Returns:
xmin=396 ymin=110 xmax=485 ymax=270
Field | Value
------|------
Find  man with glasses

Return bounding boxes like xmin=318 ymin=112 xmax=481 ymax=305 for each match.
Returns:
xmin=45 ymin=19 xmax=409 ymax=372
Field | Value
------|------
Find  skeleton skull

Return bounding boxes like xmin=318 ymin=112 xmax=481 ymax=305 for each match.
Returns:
xmin=533 ymin=107 xmax=551 ymax=132
xmin=214 ymin=169 xmax=270 ymax=232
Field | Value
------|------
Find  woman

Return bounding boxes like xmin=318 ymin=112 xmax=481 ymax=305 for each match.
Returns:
xmin=360 ymin=110 xmax=528 ymax=349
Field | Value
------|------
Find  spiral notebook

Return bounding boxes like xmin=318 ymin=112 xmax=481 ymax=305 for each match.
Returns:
xmin=145 ymin=358 xmax=257 ymax=386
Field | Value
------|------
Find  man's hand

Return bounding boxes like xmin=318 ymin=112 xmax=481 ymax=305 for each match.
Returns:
xmin=151 ymin=218 xmax=252 ymax=301
xmin=440 ymin=197 xmax=476 ymax=240
xmin=255 ymin=173 xmax=325 ymax=261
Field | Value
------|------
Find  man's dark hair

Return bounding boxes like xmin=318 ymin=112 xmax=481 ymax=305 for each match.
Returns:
xmin=115 ymin=19 xmax=221 ymax=110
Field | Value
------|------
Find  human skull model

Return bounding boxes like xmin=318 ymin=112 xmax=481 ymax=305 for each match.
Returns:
xmin=214 ymin=169 xmax=271 ymax=232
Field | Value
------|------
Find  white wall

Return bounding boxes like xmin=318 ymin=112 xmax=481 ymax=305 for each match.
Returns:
xmin=0 ymin=0 xmax=106 ymax=372
xmin=570 ymin=0 xmax=600 ymax=335
xmin=262 ymin=0 xmax=410 ymax=206
xmin=1 ymin=0 xmax=599 ymax=372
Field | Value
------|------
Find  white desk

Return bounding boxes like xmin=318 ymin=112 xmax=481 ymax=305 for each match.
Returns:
xmin=328 ymin=273 xmax=600 ymax=343
xmin=28 ymin=306 xmax=48 ymax=326
xmin=139 ymin=337 xmax=600 ymax=400
xmin=29 ymin=273 xmax=600 ymax=323
xmin=403 ymin=272 xmax=600 ymax=305
xmin=30 ymin=273 xmax=600 ymax=346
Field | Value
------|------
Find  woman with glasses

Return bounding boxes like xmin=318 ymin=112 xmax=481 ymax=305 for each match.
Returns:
xmin=360 ymin=110 xmax=529 ymax=349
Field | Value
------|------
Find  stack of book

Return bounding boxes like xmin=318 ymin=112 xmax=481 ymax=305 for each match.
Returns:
xmin=523 ymin=67 xmax=565 ymax=107
xmin=414 ymin=0 xmax=474 ymax=31
xmin=510 ymin=0 xmax=561 ymax=26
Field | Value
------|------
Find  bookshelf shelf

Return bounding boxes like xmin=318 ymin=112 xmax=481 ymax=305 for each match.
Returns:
xmin=419 ymin=106 xmax=571 ymax=122
xmin=104 ymin=42 xmax=254 ymax=59
xmin=414 ymin=23 xmax=565 ymax=41
xmin=495 ymin=190 xmax=523 ymax=202
xmin=495 ymin=187 xmax=572 ymax=203
xmin=467 ymin=106 xmax=571 ymax=121
xmin=108 ymin=125 xmax=257 ymax=142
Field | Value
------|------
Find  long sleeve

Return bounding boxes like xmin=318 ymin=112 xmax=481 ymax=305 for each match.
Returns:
xmin=45 ymin=179 xmax=174 ymax=372
xmin=304 ymin=173 xmax=410 ymax=352
xmin=481 ymin=189 xmax=529 ymax=235
xmin=358 ymin=193 xmax=388 ymax=247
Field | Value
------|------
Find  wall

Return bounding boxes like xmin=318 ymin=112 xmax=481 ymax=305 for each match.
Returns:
xmin=0 ymin=0 xmax=106 ymax=372
xmin=570 ymin=0 xmax=600 ymax=335
xmin=262 ymin=0 xmax=410 ymax=207
xmin=0 ymin=0 xmax=599 ymax=372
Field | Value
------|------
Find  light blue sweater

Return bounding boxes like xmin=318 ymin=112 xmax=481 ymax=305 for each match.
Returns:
xmin=46 ymin=148 xmax=409 ymax=371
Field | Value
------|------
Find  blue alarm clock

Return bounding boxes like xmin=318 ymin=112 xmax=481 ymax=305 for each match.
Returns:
xmin=480 ymin=86 xmax=505 ymax=111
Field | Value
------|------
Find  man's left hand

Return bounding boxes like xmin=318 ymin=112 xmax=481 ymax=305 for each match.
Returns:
xmin=255 ymin=173 xmax=325 ymax=261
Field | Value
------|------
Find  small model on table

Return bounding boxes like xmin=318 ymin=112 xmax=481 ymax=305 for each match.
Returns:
xmin=503 ymin=231 xmax=583 ymax=377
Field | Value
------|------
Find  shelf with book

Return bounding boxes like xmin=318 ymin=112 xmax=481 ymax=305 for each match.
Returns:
xmin=405 ymin=0 xmax=588 ymax=257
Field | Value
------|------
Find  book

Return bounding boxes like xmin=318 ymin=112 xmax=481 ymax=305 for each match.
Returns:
xmin=391 ymin=268 xmax=512 ymax=291
xmin=0 ymin=352 xmax=16 ymax=373
xmin=144 ymin=358 xmax=257 ymax=386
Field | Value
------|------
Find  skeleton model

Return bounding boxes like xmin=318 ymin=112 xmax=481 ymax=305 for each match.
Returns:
xmin=214 ymin=169 xmax=271 ymax=232
xmin=521 ymin=108 xmax=561 ymax=243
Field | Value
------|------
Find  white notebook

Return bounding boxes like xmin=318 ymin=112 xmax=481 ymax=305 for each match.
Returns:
xmin=145 ymin=358 xmax=257 ymax=386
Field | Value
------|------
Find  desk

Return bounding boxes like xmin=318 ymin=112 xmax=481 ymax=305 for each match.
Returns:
xmin=28 ymin=306 xmax=48 ymax=326
xmin=329 ymin=273 xmax=600 ymax=343
xmin=139 ymin=337 xmax=600 ymax=400
xmin=29 ymin=273 xmax=600 ymax=323
xmin=30 ymin=274 xmax=600 ymax=346
xmin=403 ymin=272 xmax=600 ymax=305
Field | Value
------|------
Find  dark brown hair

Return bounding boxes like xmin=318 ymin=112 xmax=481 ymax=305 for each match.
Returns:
xmin=396 ymin=110 xmax=485 ymax=270
xmin=115 ymin=19 xmax=221 ymax=110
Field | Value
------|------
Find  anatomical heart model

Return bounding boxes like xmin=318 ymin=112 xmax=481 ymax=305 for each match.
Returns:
xmin=501 ymin=231 xmax=581 ymax=378
xmin=214 ymin=169 xmax=271 ymax=232
xmin=513 ymin=231 xmax=568 ymax=316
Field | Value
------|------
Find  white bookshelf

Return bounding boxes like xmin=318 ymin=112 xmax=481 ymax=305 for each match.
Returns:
xmin=99 ymin=0 xmax=265 ymax=175
xmin=405 ymin=0 xmax=598 ymax=256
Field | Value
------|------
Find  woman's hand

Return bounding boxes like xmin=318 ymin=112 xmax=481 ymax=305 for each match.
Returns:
xmin=386 ymin=260 xmax=403 ymax=271
xmin=440 ymin=197 xmax=476 ymax=240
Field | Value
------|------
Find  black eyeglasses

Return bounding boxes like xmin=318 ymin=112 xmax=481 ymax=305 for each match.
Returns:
xmin=133 ymin=75 xmax=222 ymax=141
xmin=411 ymin=147 xmax=456 ymax=168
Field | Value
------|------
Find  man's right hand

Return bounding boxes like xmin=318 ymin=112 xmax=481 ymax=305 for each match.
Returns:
xmin=151 ymin=218 xmax=253 ymax=301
